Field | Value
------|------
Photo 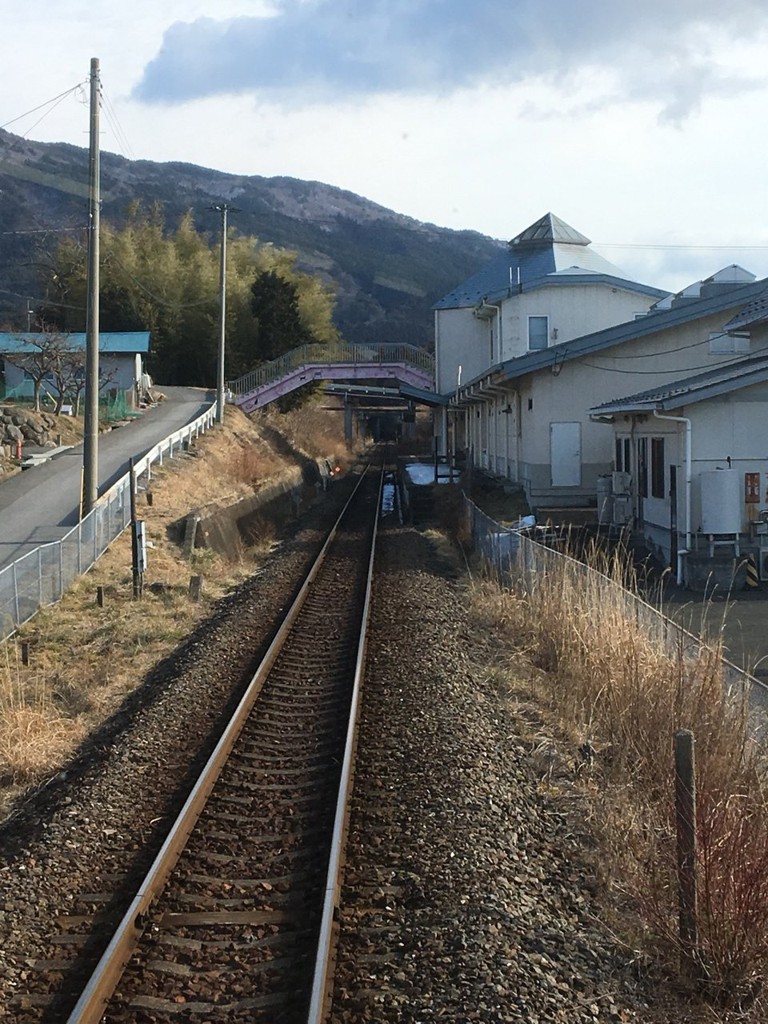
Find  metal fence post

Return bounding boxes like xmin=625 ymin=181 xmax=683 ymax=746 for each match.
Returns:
xmin=12 ymin=560 xmax=20 ymax=629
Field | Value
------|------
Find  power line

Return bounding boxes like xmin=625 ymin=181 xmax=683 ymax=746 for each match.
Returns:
xmin=0 ymin=81 xmax=87 ymax=134
xmin=0 ymin=287 xmax=85 ymax=313
xmin=0 ymin=226 xmax=87 ymax=236
xmin=106 ymin=252 xmax=217 ymax=310
xmin=581 ymin=342 xmax=768 ymax=375
xmin=100 ymin=86 xmax=135 ymax=160
xmin=595 ymin=241 xmax=768 ymax=252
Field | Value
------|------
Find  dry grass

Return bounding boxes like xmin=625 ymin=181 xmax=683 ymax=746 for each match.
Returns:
xmin=0 ymin=398 xmax=354 ymax=818
xmin=259 ymin=400 xmax=353 ymax=465
xmin=469 ymin=544 xmax=768 ymax=1015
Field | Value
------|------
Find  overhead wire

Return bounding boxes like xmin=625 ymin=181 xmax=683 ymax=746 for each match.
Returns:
xmin=105 ymin=252 xmax=218 ymax=310
xmin=595 ymin=241 xmax=768 ymax=252
xmin=100 ymin=86 xmax=135 ymax=160
xmin=0 ymin=226 xmax=87 ymax=237
xmin=0 ymin=81 xmax=87 ymax=136
xmin=580 ymin=341 xmax=768 ymax=375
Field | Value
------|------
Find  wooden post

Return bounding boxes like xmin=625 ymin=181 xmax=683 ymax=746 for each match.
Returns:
xmin=674 ymin=729 xmax=698 ymax=969
xmin=96 ymin=585 xmax=105 ymax=607
xmin=20 ymin=641 xmax=30 ymax=666
xmin=189 ymin=575 xmax=203 ymax=602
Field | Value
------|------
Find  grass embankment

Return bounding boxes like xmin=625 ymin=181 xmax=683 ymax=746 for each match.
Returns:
xmin=469 ymin=544 xmax=768 ymax=1018
xmin=0 ymin=401 xmax=352 ymax=818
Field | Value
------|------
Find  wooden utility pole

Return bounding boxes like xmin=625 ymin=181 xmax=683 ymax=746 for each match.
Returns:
xmin=82 ymin=56 xmax=100 ymax=515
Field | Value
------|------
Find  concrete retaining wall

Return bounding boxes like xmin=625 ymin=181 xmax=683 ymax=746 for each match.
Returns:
xmin=195 ymin=458 xmax=335 ymax=559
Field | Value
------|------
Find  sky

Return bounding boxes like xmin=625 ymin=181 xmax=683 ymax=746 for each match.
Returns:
xmin=3 ymin=0 xmax=768 ymax=294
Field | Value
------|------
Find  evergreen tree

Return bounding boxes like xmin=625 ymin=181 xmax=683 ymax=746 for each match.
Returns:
xmin=248 ymin=270 xmax=312 ymax=362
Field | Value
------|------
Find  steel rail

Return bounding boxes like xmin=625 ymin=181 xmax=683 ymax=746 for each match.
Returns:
xmin=66 ymin=465 xmax=373 ymax=1024
xmin=306 ymin=466 xmax=383 ymax=1023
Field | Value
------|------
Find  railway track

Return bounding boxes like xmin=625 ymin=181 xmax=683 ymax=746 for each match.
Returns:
xmin=30 ymin=464 xmax=382 ymax=1023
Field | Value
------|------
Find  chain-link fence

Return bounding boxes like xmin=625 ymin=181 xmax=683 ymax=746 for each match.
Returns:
xmin=0 ymin=403 xmax=217 ymax=641
xmin=462 ymin=492 xmax=768 ymax=730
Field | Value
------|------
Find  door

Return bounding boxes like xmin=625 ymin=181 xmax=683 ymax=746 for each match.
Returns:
xmin=550 ymin=422 xmax=581 ymax=487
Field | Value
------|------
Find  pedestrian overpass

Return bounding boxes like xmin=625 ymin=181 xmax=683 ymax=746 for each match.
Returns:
xmin=229 ymin=342 xmax=435 ymax=413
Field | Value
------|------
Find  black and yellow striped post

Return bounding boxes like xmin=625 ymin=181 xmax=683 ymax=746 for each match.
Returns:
xmin=746 ymin=554 xmax=760 ymax=590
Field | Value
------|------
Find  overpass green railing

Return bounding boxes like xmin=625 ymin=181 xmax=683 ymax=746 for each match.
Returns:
xmin=230 ymin=343 xmax=435 ymax=397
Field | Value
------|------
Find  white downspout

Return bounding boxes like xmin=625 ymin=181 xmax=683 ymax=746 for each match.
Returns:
xmin=485 ymin=303 xmax=502 ymax=364
xmin=514 ymin=391 xmax=521 ymax=482
xmin=653 ymin=410 xmax=691 ymax=586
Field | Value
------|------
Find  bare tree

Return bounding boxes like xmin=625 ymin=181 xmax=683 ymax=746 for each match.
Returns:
xmin=3 ymin=324 xmax=115 ymax=415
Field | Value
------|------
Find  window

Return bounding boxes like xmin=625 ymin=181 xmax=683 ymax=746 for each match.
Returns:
xmin=637 ymin=437 xmax=648 ymax=498
xmin=615 ymin=436 xmax=631 ymax=473
xmin=709 ymin=331 xmax=749 ymax=355
xmin=528 ymin=316 xmax=548 ymax=351
xmin=651 ymin=437 xmax=665 ymax=499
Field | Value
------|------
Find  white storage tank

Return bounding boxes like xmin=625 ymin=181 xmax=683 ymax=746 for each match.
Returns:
xmin=699 ymin=470 xmax=742 ymax=534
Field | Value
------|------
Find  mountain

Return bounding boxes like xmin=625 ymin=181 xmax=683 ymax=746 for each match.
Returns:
xmin=0 ymin=129 xmax=503 ymax=347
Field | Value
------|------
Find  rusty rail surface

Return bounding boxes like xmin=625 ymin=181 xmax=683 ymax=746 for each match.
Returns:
xmin=65 ymin=465 xmax=382 ymax=1023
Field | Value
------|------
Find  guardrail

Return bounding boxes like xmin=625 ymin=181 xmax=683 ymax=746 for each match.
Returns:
xmin=0 ymin=402 xmax=218 ymax=642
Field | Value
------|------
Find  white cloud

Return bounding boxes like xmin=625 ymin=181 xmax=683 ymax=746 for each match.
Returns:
xmin=3 ymin=0 xmax=768 ymax=294
xmin=133 ymin=0 xmax=768 ymax=125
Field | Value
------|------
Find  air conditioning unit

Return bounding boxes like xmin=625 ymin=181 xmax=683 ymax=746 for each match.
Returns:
xmin=612 ymin=471 xmax=631 ymax=494
xmin=613 ymin=494 xmax=632 ymax=526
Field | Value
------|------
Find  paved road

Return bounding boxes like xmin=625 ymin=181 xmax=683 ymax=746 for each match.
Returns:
xmin=664 ymin=588 xmax=768 ymax=680
xmin=0 ymin=388 xmax=214 ymax=569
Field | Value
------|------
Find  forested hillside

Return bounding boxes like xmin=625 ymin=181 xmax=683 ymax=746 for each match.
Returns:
xmin=0 ymin=129 xmax=503 ymax=347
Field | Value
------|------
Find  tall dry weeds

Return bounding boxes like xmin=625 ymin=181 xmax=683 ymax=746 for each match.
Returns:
xmin=472 ymin=540 xmax=768 ymax=1007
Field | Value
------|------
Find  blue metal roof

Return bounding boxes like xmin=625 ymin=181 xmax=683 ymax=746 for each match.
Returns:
xmin=0 ymin=332 xmax=150 ymax=354
xmin=434 ymin=212 xmax=665 ymax=310
xmin=723 ymin=282 xmax=768 ymax=332
xmin=453 ymin=278 xmax=768 ymax=399
xmin=589 ymin=353 xmax=768 ymax=414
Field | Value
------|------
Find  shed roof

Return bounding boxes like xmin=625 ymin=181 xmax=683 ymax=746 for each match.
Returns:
xmin=588 ymin=353 xmax=768 ymax=415
xmin=0 ymin=332 xmax=150 ymax=354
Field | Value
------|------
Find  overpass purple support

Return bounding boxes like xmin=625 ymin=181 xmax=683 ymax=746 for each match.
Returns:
xmin=230 ymin=343 xmax=436 ymax=414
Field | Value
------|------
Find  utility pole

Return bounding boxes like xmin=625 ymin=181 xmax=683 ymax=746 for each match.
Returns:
xmin=211 ymin=203 xmax=237 ymax=425
xmin=82 ymin=56 xmax=100 ymax=515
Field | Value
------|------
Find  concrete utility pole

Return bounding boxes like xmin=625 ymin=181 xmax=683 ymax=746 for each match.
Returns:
xmin=82 ymin=56 xmax=101 ymax=515
xmin=211 ymin=203 xmax=238 ymax=425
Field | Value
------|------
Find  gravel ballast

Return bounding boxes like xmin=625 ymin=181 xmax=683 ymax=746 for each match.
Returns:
xmin=0 ymin=513 xmax=692 ymax=1021
xmin=330 ymin=525 xmax=652 ymax=1022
